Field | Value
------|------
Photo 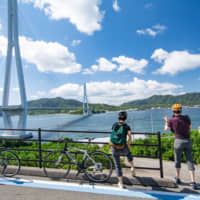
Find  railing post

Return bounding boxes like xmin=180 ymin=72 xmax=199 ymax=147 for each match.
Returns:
xmin=158 ymin=131 xmax=163 ymax=178
xmin=38 ymin=128 xmax=42 ymax=168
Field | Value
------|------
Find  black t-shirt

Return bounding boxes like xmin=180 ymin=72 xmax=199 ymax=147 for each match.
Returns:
xmin=112 ymin=122 xmax=131 ymax=139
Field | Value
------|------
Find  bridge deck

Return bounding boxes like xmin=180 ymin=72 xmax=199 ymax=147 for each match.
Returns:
xmin=0 ymin=106 xmax=81 ymax=111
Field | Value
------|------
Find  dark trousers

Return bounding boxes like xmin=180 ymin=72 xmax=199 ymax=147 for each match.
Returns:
xmin=111 ymin=146 xmax=133 ymax=177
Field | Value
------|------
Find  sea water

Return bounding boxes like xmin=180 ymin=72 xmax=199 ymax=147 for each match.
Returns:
xmin=0 ymin=108 xmax=199 ymax=140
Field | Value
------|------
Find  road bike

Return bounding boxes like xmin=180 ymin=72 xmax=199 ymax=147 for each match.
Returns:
xmin=43 ymin=138 xmax=112 ymax=182
xmin=0 ymin=149 xmax=20 ymax=177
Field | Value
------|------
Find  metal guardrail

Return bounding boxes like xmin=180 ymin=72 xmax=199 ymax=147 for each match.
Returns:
xmin=0 ymin=128 xmax=163 ymax=178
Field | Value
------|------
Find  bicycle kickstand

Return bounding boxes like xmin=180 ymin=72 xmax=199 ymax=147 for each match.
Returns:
xmin=76 ymin=169 xmax=81 ymax=177
xmin=76 ymin=164 xmax=84 ymax=177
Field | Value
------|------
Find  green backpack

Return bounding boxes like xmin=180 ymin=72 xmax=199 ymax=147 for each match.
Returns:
xmin=109 ymin=123 xmax=126 ymax=149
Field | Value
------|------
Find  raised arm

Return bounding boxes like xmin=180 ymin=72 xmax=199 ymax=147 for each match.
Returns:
xmin=164 ymin=116 xmax=170 ymax=132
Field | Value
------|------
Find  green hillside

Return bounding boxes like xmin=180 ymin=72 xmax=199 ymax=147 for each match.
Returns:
xmin=121 ymin=93 xmax=200 ymax=109
xmin=28 ymin=97 xmax=82 ymax=108
xmin=27 ymin=97 xmax=119 ymax=114
xmin=27 ymin=93 xmax=200 ymax=114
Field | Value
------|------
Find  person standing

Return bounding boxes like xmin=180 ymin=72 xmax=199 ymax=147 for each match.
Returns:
xmin=164 ymin=104 xmax=197 ymax=189
xmin=109 ymin=111 xmax=136 ymax=189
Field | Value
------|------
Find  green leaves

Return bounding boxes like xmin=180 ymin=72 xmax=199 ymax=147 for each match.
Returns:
xmin=3 ymin=129 xmax=200 ymax=169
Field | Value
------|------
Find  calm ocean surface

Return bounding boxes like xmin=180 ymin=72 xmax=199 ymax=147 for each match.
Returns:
xmin=0 ymin=108 xmax=199 ymax=140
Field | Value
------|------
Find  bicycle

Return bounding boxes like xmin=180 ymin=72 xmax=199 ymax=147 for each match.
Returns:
xmin=43 ymin=138 xmax=113 ymax=182
xmin=0 ymin=149 xmax=20 ymax=177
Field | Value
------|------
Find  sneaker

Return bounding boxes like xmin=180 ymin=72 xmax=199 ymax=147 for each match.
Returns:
xmin=131 ymin=168 xmax=136 ymax=177
xmin=190 ymin=182 xmax=197 ymax=190
xmin=174 ymin=177 xmax=181 ymax=184
xmin=118 ymin=183 xmax=126 ymax=189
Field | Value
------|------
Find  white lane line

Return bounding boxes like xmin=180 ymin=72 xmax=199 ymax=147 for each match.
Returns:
xmin=0 ymin=177 xmax=200 ymax=200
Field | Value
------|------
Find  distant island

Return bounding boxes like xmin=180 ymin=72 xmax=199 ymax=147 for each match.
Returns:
xmin=27 ymin=92 xmax=200 ymax=115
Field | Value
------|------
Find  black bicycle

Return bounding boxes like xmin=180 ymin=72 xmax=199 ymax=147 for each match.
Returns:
xmin=0 ymin=149 xmax=20 ymax=177
xmin=43 ymin=138 xmax=112 ymax=182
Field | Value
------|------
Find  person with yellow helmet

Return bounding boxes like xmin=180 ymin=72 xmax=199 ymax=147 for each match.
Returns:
xmin=164 ymin=104 xmax=196 ymax=189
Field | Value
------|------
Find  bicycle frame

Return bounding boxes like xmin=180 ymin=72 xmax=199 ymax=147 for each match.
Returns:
xmin=64 ymin=146 xmax=96 ymax=167
xmin=43 ymin=142 xmax=113 ymax=182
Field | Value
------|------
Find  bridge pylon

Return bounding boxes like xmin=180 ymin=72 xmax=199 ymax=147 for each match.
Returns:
xmin=82 ymin=83 xmax=90 ymax=115
xmin=1 ymin=0 xmax=31 ymax=139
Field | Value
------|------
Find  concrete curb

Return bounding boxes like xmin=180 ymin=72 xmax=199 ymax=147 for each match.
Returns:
xmin=18 ymin=166 xmax=177 ymax=188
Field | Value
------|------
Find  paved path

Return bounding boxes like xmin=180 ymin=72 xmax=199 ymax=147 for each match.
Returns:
xmin=129 ymin=157 xmax=200 ymax=182
xmin=0 ymin=176 xmax=200 ymax=200
xmin=1 ymin=158 xmax=200 ymax=200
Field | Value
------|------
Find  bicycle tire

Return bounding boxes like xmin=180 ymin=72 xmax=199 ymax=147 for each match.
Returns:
xmin=84 ymin=151 xmax=112 ymax=182
xmin=0 ymin=150 xmax=20 ymax=177
xmin=43 ymin=151 xmax=71 ymax=179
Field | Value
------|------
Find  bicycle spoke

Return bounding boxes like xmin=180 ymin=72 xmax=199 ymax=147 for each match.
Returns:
xmin=0 ymin=150 xmax=20 ymax=177
xmin=84 ymin=151 xmax=112 ymax=182
xmin=43 ymin=151 xmax=71 ymax=179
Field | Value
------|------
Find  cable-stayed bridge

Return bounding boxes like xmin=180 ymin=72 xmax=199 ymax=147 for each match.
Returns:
xmin=0 ymin=0 xmax=90 ymax=139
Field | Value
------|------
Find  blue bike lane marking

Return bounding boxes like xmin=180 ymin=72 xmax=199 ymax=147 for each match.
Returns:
xmin=0 ymin=177 xmax=199 ymax=200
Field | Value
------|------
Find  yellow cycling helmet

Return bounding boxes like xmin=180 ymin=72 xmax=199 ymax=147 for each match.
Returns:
xmin=172 ymin=104 xmax=182 ymax=112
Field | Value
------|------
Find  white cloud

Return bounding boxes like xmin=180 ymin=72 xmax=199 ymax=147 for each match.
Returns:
xmin=0 ymin=35 xmax=7 ymax=56
xmin=49 ymin=83 xmax=82 ymax=98
xmin=112 ymin=56 xmax=148 ymax=74
xmin=88 ymin=56 xmax=148 ymax=74
xmin=137 ymin=29 xmax=157 ymax=37
xmin=151 ymin=48 xmax=169 ymax=63
xmin=152 ymin=48 xmax=200 ymax=75
xmin=21 ymin=0 xmax=105 ymax=35
xmin=91 ymin=57 xmax=117 ymax=72
xmin=32 ymin=78 xmax=183 ymax=105
xmin=82 ymin=68 xmax=94 ymax=75
xmin=153 ymin=24 xmax=167 ymax=31
xmin=71 ymin=40 xmax=81 ymax=47
xmin=29 ymin=91 xmax=47 ymax=101
xmin=113 ymin=0 xmax=120 ymax=12
xmin=12 ymin=88 xmax=20 ymax=92
xmin=0 ymin=24 xmax=2 ymax=31
xmin=136 ymin=24 xmax=167 ymax=37
xmin=0 ymin=88 xmax=19 ymax=93
xmin=0 ymin=35 xmax=82 ymax=74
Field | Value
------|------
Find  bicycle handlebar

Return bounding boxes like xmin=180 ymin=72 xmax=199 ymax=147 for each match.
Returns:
xmin=84 ymin=137 xmax=95 ymax=143
xmin=58 ymin=137 xmax=95 ymax=150
xmin=58 ymin=139 xmax=69 ymax=143
xmin=58 ymin=137 xmax=95 ymax=144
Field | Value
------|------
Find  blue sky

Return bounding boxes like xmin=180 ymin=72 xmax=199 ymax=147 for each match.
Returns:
xmin=0 ymin=0 xmax=200 ymax=105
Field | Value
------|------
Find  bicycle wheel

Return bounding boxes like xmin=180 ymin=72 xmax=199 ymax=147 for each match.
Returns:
xmin=0 ymin=150 xmax=20 ymax=177
xmin=43 ymin=151 xmax=71 ymax=179
xmin=84 ymin=151 xmax=112 ymax=182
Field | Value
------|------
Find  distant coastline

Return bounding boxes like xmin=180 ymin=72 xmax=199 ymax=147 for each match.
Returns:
xmin=1 ymin=93 xmax=200 ymax=115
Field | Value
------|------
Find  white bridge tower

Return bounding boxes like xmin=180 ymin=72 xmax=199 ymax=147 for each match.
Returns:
xmin=83 ymin=83 xmax=89 ymax=115
xmin=1 ymin=0 xmax=31 ymax=138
